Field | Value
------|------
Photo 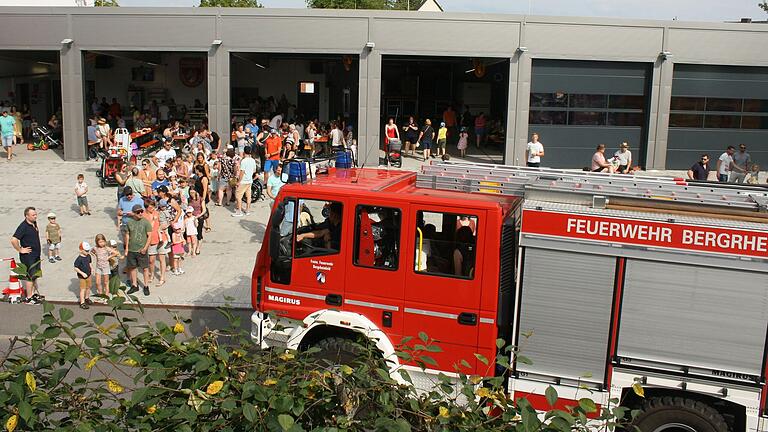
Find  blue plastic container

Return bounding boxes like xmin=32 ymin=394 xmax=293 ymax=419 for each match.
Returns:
xmin=287 ymin=162 xmax=308 ymax=183
xmin=336 ymin=151 xmax=353 ymax=169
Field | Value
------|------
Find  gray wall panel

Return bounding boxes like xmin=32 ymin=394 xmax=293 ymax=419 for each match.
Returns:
xmin=669 ymin=29 xmax=768 ymax=66
xmin=666 ymin=129 xmax=768 ymax=169
xmin=0 ymin=15 xmax=68 ymax=49
xmin=530 ymin=126 xmax=642 ymax=168
xmin=73 ymin=16 xmax=215 ymax=49
xmin=372 ymin=18 xmax=519 ymax=56
xmin=221 ymin=17 xmax=368 ymax=52
xmin=526 ymin=23 xmax=663 ymax=60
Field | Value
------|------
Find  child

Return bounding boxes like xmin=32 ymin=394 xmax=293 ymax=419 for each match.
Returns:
xmin=45 ymin=212 xmax=62 ymax=263
xmin=75 ymin=173 xmax=91 ymax=216
xmin=107 ymin=239 xmax=123 ymax=296
xmin=178 ymin=178 xmax=190 ymax=205
xmin=92 ymin=233 xmax=119 ymax=301
xmin=436 ymin=122 xmax=448 ymax=158
xmin=171 ymin=223 xmax=186 ymax=275
xmin=457 ymin=127 xmax=468 ymax=158
xmin=184 ymin=206 xmax=198 ymax=257
xmin=746 ymin=163 xmax=761 ymax=185
xmin=74 ymin=241 xmax=93 ymax=309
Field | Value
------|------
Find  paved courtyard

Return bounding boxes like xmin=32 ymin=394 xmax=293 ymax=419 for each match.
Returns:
xmin=2 ymin=144 xmax=759 ymax=309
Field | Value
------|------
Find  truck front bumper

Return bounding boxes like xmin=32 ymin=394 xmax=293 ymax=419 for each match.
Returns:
xmin=250 ymin=311 xmax=296 ymax=349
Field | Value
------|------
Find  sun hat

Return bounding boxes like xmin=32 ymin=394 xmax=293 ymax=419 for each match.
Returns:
xmin=47 ymin=212 xmax=56 ymax=219
xmin=80 ymin=241 xmax=92 ymax=252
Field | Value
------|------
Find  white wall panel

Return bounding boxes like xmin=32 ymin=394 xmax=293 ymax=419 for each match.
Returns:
xmin=669 ymin=29 xmax=768 ymax=66
xmin=526 ymin=23 xmax=663 ymax=61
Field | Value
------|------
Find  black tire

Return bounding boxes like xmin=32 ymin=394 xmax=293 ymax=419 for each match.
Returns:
xmin=631 ymin=396 xmax=728 ymax=432
xmin=312 ymin=337 xmax=363 ymax=367
xmin=244 ymin=181 xmax=263 ymax=203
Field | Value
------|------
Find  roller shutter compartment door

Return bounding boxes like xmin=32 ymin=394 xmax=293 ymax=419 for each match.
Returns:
xmin=618 ymin=260 xmax=768 ymax=376
xmin=517 ymin=249 xmax=616 ymax=384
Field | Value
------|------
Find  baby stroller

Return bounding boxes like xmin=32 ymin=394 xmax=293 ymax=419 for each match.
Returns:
xmin=96 ymin=146 xmax=127 ymax=188
xmin=387 ymin=138 xmax=402 ymax=168
xmin=30 ymin=125 xmax=61 ymax=150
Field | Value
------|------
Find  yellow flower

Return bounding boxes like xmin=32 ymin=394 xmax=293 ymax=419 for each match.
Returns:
xmin=206 ymin=380 xmax=224 ymax=395
xmin=123 ymin=358 xmax=138 ymax=367
xmin=172 ymin=322 xmax=185 ymax=334
xmin=6 ymin=414 xmax=18 ymax=432
xmin=339 ymin=365 xmax=353 ymax=375
xmin=232 ymin=350 xmax=243 ymax=359
xmin=475 ymin=387 xmax=491 ymax=398
xmin=98 ymin=324 xmax=119 ymax=335
xmin=107 ymin=379 xmax=124 ymax=394
xmin=469 ymin=375 xmax=483 ymax=385
xmin=263 ymin=378 xmax=277 ymax=386
xmin=438 ymin=406 xmax=450 ymax=418
xmin=85 ymin=356 xmax=101 ymax=371
xmin=278 ymin=352 xmax=295 ymax=361
xmin=25 ymin=371 xmax=36 ymax=393
xmin=146 ymin=405 xmax=157 ymax=414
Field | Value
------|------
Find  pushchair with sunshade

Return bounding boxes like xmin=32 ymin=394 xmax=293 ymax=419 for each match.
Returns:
xmin=96 ymin=146 xmax=127 ymax=188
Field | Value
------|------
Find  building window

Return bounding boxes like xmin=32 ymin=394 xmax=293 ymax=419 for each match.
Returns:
xmin=415 ymin=211 xmax=478 ymax=280
xmin=529 ymin=93 xmax=644 ymax=128
xmin=669 ymin=96 xmax=768 ymax=130
xmin=353 ymin=206 xmax=401 ymax=270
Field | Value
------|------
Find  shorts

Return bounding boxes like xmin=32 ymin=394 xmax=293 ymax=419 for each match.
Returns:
xmin=420 ymin=141 xmax=432 ymax=150
xmin=79 ymin=276 xmax=92 ymax=290
xmin=20 ymin=255 xmax=41 ymax=281
xmin=172 ymin=243 xmax=185 ymax=256
xmin=147 ymin=243 xmax=161 ymax=255
xmin=77 ymin=196 xmax=89 ymax=207
xmin=437 ymin=139 xmax=446 ymax=149
xmin=210 ymin=179 xmax=220 ymax=191
xmin=264 ymin=159 xmax=279 ymax=174
xmin=2 ymin=135 xmax=12 ymax=148
xmin=475 ymin=127 xmax=485 ymax=136
xmin=218 ymin=179 xmax=230 ymax=190
xmin=94 ymin=264 xmax=111 ymax=276
xmin=125 ymin=251 xmax=149 ymax=269
xmin=527 ymin=162 xmax=540 ymax=168
xmin=235 ymin=183 xmax=251 ymax=201
xmin=155 ymin=241 xmax=170 ymax=255
xmin=48 ymin=242 xmax=61 ymax=251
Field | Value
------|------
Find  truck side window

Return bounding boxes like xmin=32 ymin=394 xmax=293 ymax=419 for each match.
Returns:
xmin=269 ymin=198 xmax=294 ymax=285
xmin=353 ymin=205 xmax=401 ymax=270
xmin=414 ymin=211 xmax=477 ymax=280
xmin=294 ymin=199 xmax=343 ymax=258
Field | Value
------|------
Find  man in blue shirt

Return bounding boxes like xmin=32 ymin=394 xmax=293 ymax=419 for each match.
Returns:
xmin=244 ymin=117 xmax=260 ymax=143
xmin=151 ymin=169 xmax=170 ymax=194
xmin=117 ymin=186 xmax=145 ymax=228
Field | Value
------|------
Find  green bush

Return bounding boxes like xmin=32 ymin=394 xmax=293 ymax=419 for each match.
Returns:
xmin=0 ymin=295 xmax=628 ymax=431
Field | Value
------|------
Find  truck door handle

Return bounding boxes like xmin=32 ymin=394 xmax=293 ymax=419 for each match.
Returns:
xmin=458 ymin=312 xmax=477 ymax=326
xmin=325 ymin=294 xmax=342 ymax=306
xmin=382 ymin=311 xmax=393 ymax=328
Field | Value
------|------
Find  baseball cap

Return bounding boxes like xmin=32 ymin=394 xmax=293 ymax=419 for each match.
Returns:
xmin=80 ymin=241 xmax=92 ymax=252
xmin=270 ymin=128 xmax=278 ymax=134
xmin=440 ymin=122 xmax=446 ymax=127
xmin=47 ymin=212 xmax=56 ymax=219
xmin=132 ymin=204 xmax=144 ymax=213
xmin=158 ymin=199 xmax=168 ymax=208
xmin=226 ymin=144 xmax=234 ymax=150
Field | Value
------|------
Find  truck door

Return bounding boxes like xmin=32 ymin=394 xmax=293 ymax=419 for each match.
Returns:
xmin=263 ymin=196 xmax=348 ymax=319
xmin=403 ymin=206 xmax=485 ymax=374
xmin=344 ymin=203 xmax=407 ymax=338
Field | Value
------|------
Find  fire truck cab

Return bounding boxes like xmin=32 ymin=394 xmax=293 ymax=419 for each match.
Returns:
xmin=251 ymin=161 xmax=768 ymax=432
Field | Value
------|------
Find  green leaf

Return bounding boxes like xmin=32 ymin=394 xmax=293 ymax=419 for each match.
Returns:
xmin=474 ymin=353 xmax=489 ymax=366
xmin=58 ymin=308 xmax=74 ymax=322
xmin=42 ymin=326 xmax=61 ymax=339
xmin=84 ymin=337 xmax=101 ymax=349
xmin=545 ymin=385 xmax=558 ymax=407
xmin=516 ymin=355 xmax=533 ymax=365
xmin=419 ymin=355 xmax=437 ymax=366
xmin=42 ymin=301 xmax=54 ymax=314
xmin=277 ymin=414 xmax=294 ymax=431
xmin=578 ymin=398 xmax=597 ymax=413
xmin=424 ymin=344 xmax=442 ymax=353
xmin=496 ymin=338 xmax=506 ymax=349
xmin=243 ymin=403 xmax=257 ymax=422
xmin=418 ymin=331 xmax=428 ymax=343
xmin=18 ymin=400 xmax=33 ymax=422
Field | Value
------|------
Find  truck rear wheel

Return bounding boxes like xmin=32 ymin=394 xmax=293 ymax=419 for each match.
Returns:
xmin=312 ymin=337 xmax=362 ymax=366
xmin=631 ymin=397 xmax=727 ymax=432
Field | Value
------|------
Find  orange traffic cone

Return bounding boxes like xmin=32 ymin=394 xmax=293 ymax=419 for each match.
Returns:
xmin=2 ymin=259 xmax=24 ymax=304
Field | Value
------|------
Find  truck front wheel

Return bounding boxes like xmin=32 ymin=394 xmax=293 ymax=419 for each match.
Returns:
xmin=312 ymin=337 xmax=363 ymax=367
xmin=631 ymin=396 xmax=727 ymax=432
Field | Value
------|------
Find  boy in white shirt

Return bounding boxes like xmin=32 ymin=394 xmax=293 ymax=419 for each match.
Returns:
xmin=526 ymin=132 xmax=545 ymax=167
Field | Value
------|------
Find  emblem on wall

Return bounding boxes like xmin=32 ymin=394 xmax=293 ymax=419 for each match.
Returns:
xmin=179 ymin=57 xmax=205 ymax=88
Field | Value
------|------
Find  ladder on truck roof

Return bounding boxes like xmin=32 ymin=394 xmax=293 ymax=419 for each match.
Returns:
xmin=416 ymin=160 xmax=768 ymax=213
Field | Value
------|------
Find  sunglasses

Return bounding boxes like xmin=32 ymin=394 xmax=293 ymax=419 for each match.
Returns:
xmin=134 ymin=210 xmax=144 ymax=214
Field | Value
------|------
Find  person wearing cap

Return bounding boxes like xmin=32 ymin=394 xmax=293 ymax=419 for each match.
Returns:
xmin=117 ymin=186 xmax=145 ymax=229
xmin=74 ymin=241 xmax=93 ymax=309
xmin=614 ymin=142 xmax=633 ymax=174
xmin=45 ymin=212 xmax=62 ymax=264
xmin=124 ymin=204 xmax=153 ymax=296
xmin=437 ymin=122 xmax=448 ymax=158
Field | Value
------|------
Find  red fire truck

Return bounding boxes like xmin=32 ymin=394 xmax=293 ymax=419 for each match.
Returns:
xmin=251 ymin=160 xmax=768 ymax=432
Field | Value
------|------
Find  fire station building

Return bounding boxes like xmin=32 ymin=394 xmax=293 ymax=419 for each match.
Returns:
xmin=0 ymin=7 xmax=766 ymax=169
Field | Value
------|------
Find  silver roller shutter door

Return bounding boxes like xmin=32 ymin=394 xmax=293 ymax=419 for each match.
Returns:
xmin=618 ymin=260 xmax=768 ymax=376
xmin=518 ymin=248 xmax=616 ymax=383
